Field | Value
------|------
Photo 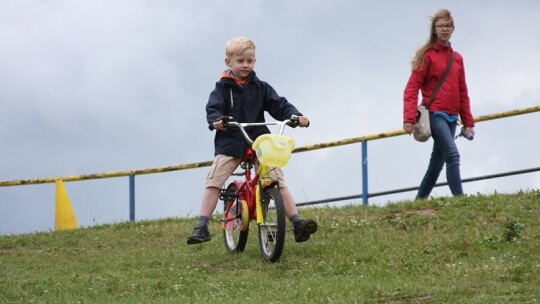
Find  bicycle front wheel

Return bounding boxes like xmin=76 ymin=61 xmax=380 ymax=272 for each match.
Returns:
xmin=222 ymin=184 xmax=249 ymax=253
xmin=258 ymin=187 xmax=286 ymax=262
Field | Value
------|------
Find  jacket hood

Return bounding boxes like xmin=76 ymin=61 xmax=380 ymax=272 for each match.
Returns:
xmin=220 ymin=69 xmax=250 ymax=86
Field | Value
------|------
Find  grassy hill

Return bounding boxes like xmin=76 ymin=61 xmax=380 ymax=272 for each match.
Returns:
xmin=1 ymin=191 xmax=539 ymax=303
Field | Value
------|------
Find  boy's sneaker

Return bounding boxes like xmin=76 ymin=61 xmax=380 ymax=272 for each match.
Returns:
xmin=187 ymin=225 xmax=211 ymax=245
xmin=293 ymin=219 xmax=318 ymax=243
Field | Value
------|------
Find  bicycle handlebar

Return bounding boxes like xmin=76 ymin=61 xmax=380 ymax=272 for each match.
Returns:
xmin=209 ymin=115 xmax=301 ymax=146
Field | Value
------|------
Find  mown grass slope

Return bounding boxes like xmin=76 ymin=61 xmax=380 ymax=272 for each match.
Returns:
xmin=1 ymin=191 xmax=539 ymax=303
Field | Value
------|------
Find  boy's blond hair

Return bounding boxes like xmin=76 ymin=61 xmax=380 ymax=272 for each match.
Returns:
xmin=225 ymin=37 xmax=256 ymax=58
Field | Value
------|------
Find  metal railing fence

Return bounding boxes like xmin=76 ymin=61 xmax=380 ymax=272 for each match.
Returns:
xmin=1 ymin=105 xmax=539 ymax=221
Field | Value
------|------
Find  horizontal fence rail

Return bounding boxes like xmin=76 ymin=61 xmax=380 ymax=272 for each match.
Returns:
xmin=1 ymin=105 xmax=539 ymax=223
xmin=294 ymin=105 xmax=540 ymax=152
xmin=0 ymin=161 xmax=213 ymax=187
xmin=1 ymin=105 xmax=539 ymax=187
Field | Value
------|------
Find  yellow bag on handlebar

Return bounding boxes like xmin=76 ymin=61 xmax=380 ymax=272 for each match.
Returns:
xmin=253 ymin=134 xmax=295 ymax=168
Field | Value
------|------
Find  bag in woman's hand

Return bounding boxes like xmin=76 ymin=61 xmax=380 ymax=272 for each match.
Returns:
xmin=414 ymin=105 xmax=431 ymax=142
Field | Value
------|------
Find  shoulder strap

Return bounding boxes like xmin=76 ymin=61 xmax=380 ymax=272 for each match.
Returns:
xmin=425 ymin=51 xmax=454 ymax=109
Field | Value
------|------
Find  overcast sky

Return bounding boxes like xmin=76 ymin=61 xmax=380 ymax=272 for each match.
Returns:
xmin=1 ymin=0 xmax=539 ymax=235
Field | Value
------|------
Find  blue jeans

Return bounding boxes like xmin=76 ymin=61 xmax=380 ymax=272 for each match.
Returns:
xmin=417 ymin=113 xmax=463 ymax=199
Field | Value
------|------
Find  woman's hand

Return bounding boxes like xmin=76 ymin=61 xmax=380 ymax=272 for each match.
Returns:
xmin=403 ymin=123 xmax=415 ymax=134
xmin=464 ymin=126 xmax=475 ymax=137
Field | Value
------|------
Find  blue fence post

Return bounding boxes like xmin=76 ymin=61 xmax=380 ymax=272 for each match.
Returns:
xmin=361 ymin=140 xmax=368 ymax=205
xmin=129 ymin=174 xmax=135 ymax=222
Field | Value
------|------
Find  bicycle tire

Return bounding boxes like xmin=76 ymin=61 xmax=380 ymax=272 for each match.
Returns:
xmin=222 ymin=183 xmax=249 ymax=253
xmin=258 ymin=186 xmax=286 ymax=262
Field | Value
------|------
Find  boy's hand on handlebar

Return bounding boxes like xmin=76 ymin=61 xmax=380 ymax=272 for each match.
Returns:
xmin=213 ymin=120 xmax=227 ymax=131
xmin=298 ymin=116 xmax=310 ymax=128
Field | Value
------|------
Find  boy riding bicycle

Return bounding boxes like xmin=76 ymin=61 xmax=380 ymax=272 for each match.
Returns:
xmin=187 ymin=37 xmax=317 ymax=245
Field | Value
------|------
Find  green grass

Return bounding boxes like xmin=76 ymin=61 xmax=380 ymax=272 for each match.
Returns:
xmin=1 ymin=190 xmax=539 ymax=303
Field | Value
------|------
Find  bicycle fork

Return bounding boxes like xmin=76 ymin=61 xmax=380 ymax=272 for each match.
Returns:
xmin=255 ymin=185 xmax=263 ymax=224
xmin=255 ymin=165 xmax=279 ymax=225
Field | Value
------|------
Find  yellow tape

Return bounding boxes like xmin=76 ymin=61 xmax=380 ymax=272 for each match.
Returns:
xmin=1 ymin=106 xmax=539 ymax=187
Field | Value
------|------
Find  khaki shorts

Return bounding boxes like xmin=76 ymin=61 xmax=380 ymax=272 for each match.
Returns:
xmin=205 ymin=154 xmax=286 ymax=188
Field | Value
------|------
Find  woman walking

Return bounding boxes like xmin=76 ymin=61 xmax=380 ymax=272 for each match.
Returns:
xmin=403 ymin=9 xmax=475 ymax=199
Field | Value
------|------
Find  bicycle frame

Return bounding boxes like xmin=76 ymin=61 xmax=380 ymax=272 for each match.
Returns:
xmin=223 ymin=144 xmax=279 ymax=230
xmin=220 ymin=115 xmax=298 ymax=261
xmin=221 ymin=117 xmax=296 ymax=227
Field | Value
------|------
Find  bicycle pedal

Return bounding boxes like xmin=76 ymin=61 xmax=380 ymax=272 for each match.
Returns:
xmin=219 ymin=189 xmax=238 ymax=201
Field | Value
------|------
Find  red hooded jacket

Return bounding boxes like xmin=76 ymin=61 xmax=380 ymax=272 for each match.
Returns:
xmin=403 ymin=42 xmax=474 ymax=127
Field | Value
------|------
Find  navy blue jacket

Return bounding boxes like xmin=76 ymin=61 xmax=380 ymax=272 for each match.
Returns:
xmin=206 ymin=71 xmax=302 ymax=158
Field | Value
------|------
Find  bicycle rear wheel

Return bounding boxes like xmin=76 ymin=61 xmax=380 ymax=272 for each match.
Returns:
xmin=258 ymin=187 xmax=286 ymax=262
xmin=222 ymin=183 xmax=249 ymax=253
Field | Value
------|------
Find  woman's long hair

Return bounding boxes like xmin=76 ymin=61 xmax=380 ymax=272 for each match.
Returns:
xmin=411 ymin=9 xmax=454 ymax=71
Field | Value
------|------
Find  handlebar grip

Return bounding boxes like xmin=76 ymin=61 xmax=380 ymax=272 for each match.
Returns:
xmin=287 ymin=115 xmax=300 ymax=128
xmin=287 ymin=120 xmax=299 ymax=128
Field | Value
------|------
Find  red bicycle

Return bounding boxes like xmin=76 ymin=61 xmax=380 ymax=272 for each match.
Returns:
xmin=219 ymin=115 xmax=299 ymax=262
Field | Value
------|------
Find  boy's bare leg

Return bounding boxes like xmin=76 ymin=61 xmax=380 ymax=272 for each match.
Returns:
xmin=280 ymin=187 xmax=298 ymax=218
xmin=199 ymin=187 xmax=220 ymax=217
